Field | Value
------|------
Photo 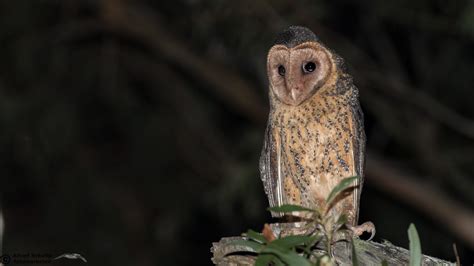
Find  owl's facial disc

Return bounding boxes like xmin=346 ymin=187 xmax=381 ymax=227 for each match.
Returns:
xmin=267 ymin=42 xmax=332 ymax=106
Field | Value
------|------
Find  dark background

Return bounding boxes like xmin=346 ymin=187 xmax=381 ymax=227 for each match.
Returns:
xmin=1 ymin=0 xmax=473 ymax=265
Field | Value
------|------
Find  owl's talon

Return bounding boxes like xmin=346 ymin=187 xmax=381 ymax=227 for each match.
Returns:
xmin=349 ymin=221 xmax=375 ymax=241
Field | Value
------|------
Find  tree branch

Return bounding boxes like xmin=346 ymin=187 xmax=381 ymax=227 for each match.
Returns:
xmin=211 ymin=226 xmax=453 ymax=265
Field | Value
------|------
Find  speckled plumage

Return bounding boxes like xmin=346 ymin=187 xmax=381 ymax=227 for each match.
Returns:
xmin=260 ymin=26 xmax=365 ymax=226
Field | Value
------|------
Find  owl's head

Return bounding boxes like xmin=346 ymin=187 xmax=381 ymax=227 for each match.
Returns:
xmin=267 ymin=26 xmax=334 ymax=106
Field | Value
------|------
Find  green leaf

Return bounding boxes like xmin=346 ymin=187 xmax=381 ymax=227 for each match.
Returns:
xmin=263 ymin=246 xmax=311 ymax=266
xmin=326 ymin=176 xmax=359 ymax=206
xmin=306 ymin=234 xmax=322 ymax=246
xmin=227 ymin=239 xmax=263 ymax=253
xmin=381 ymin=260 xmax=389 ymax=266
xmin=255 ymin=254 xmax=276 ymax=266
xmin=244 ymin=229 xmax=267 ymax=244
xmin=303 ymin=234 xmax=323 ymax=255
xmin=351 ymin=240 xmax=359 ymax=266
xmin=268 ymin=235 xmax=313 ymax=249
xmin=332 ymin=214 xmax=349 ymax=234
xmin=272 ymin=256 xmax=285 ymax=266
xmin=268 ymin=204 xmax=315 ymax=213
xmin=408 ymin=223 xmax=422 ymax=266
xmin=336 ymin=213 xmax=347 ymax=228
xmin=336 ymin=214 xmax=348 ymax=226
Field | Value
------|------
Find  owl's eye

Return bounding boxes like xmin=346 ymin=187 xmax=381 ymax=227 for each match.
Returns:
xmin=278 ymin=65 xmax=286 ymax=76
xmin=303 ymin=62 xmax=316 ymax=74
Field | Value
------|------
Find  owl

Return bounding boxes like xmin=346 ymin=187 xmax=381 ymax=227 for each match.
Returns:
xmin=260 ymin=26 xmax=372 ymax=236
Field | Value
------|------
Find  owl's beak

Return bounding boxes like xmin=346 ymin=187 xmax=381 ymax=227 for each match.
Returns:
xmin=290 ymin=86 xmax=301 ymax=102
xmin=286 ymin=66 xmax=303 ymax=104
xmin=290 ymin=88 xmax=299 ymax=101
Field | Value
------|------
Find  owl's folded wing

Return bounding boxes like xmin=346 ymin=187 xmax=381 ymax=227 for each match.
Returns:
xmin=350 ymin=88 xmax=366 ymax=224
xmin=259 ymin=123 xmax=284 ymax=217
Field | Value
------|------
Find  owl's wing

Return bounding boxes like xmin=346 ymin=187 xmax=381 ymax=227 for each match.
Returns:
xmin=350 ymin=88 xmax=366 ymax=224
xmin=259 ymin=121 xmax=284 ymax=217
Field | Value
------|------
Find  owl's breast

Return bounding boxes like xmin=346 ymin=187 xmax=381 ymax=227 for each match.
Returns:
xmin=272 ymin=99 xmax=357 ymax=205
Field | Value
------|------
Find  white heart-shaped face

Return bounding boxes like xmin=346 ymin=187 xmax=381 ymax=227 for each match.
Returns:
xmin=267 ymin=42 xmax=333 ymax=106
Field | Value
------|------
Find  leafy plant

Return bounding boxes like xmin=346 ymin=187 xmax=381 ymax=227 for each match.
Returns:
xmin=228 ymin=176 xmax=360 ymax=265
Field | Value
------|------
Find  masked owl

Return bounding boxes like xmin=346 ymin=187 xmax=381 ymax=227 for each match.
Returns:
xmin=260 ymin=26 xmax=372 ymax=235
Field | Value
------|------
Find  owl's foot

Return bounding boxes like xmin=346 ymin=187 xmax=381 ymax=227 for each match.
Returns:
xmin=348 ymin=221 xmax=376 ymax=241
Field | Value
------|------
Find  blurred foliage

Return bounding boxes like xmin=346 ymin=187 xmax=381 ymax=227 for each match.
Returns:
xmin=0 ymin=0 xmax=473 ymax=265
